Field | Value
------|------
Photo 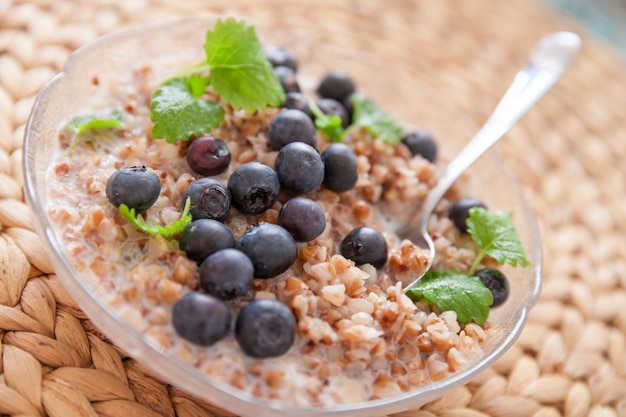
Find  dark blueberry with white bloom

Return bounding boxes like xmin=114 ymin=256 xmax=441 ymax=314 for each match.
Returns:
xmin=317 ymin=98 xmax=349 ymax=128
xmin=275 ymin=142 xmax=324 ymax=194
xmin=321 ymin=143 xmax=358 ymax=192
xmin=235 ymin=298 xmax=296 ymax=358
xmin=284 ymin=92 xmax=313 ymax=118
xmin=200 ymin=248 xmax=254 ymax=300
xmin=183 ymin=177 xmax=231 ymax=222
xmin=274 ymin=66 xmax=300 ymax=94
xmin=236 ymin=223 xmax=297 ymax=279
xmin=340 ymin=226 xmax=388 ymax=269
xmin=316 ymin=69 xmax=355 ymax=102
xmin=475 ymin=268 xmax=509 ymax=307
xmin=279 ymin=197 xmax=326 ymax=242
xmin=264 ymin=44 xmax=298 ymax=71
xmin=179 ymin=219 xmax=235 ymax=264
xmin=186 ymin=135 xmax=231 ymax=176
xmin=401 ymin=130 xmax=437 ymax=163
xmin=106 ymin=166 xmax=161 ymax=211
xmin=268 ymin=109 xmax=317 ymax=151
xmin=227 ymin=162 xmax=280 ymax=216
xmin=449 ymin=198 xmax=487 ymax=234
xmin=172 ymin=292 xmax=231 ymax=346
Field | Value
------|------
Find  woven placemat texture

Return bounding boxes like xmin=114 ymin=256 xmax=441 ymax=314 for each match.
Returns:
xmin=2 ymin=0 xmax=626 ymax=416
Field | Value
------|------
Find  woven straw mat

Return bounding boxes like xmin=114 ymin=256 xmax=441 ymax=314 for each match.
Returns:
xmin=2 ymin=0 xmax=626 ymax=416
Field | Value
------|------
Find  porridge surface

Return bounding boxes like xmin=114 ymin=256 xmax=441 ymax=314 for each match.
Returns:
xmin=46 ymin=66 xmax=495 ymax=406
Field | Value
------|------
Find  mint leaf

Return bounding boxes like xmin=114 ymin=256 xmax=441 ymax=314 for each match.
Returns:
xmin=187 ymin=74 xmax=212 ymax=97
xmin=350 ymin=95 xmax=402 ymax=144
xmin=406 ymin=208 xmax=530 ymax=324
xmin=67 ymin=110 xmax=123 ymax=133
xmin=467 ymin=207 xmax=530 ymax=274
xmin=407 ymin=269 xmax=493 ymax=325
xmin=119 ymin=197 xmax=192 ymax=238
xmin=204 ymin=18 xmax=285 ymax=113
xmin=150 ymin=77 xmax=225 ymax=143
xmin=66 ymin=110 xmax=123 ymax=152
xmin=309 ymin=101 xmax=344 ymax=142
xmin=150 ymin=18 xmax=284 ymax=143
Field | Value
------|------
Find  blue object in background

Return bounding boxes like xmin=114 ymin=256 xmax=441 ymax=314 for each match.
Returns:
xmin=547 ymin=0 xmax=626 ymax=52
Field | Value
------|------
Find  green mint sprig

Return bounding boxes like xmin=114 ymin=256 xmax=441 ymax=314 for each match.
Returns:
xmin=350 ymin=95 xmax=403 ymax=144
xmin=308 ymin=95 xmax=404 ymax=144
xmin=150 ymin=18 xmax=285 ymax=143
xmin=309 ymin=100 xmax=344 ymax=142
xmin=466 ymin=207 xmax=531 ymax=275
xmin=407 ymin=207 xmax=530 ymax=325
xmin=150 ymin=77 xmax=224 ymax=143
xmin=65 ymin=110 xmax=123 ymax=152
xmin=119 ymin=197 xmax=192 ymax=238
xmin=204 ymin=18 xmax=285 ymax=113
xmin=407 ymin=270 xmax=493 ymax=325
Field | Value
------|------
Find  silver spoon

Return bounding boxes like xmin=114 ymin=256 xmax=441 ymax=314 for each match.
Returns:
xmin=401 ymin=31 xmax=581 ymax=291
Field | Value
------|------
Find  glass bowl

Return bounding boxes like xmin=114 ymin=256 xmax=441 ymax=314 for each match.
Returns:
xmin=23 ymin=15 xmax=542 ymax=417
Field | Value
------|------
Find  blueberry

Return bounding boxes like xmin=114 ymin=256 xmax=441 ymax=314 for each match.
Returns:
xmin=316 ymin=70 xmax=355 ymax=102
xmin=321 ymin=143 xmax=358 ymax=192
xmin=284 ymin=92 xmax=313 ymax=118
xmin=264 ymin=44 xmax=298 ymax=71
xmin=449 ymin=198 xmax=487 ymax=233
xmin=235 ymin=298 xmax=296 ymax=358
xmin=274 ymin=66 xmax=300 ymax=94
xmin=317 ymin=98 xmax=349 ymax=128
xmin=342 ymin=93 xmax=357 ymax=124
xmin=279 ymin=197 xmax=326 ymax=242
xmin=475 ymin=268 xmax=509 ymax=307
xmin=236 ymin=223 xmax=297 ymax=279
xmin=340 ymin=226 xmax=388 ymax=268
xmin=106 ymin=166 xmax=161 ymax=211
xmin=172 ymin=292 xmax=231 ymax=346
xmin=179 ymin=219 xmax=235 ymax=264
xmin=275 ymin=142 xmax=324 ymax=194
xmin=186 ymin=135 xmax=231 ymax=176
xmin=183 ymin=178 xmax=231 ymax=222
xmin=401 ymin=130 xmax=437 ymax=163
xmin=200 ymin=248 xmax=254 ymax=300
xmin=268 ymin=109 xmax=317 ymax=151
xmin=228 ymin=162 xmax=280 ymax=216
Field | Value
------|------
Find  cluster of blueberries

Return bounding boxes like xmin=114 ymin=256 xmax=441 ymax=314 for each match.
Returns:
xmin=103 ymin=49 xmax=399 ymax=357
xmin=104 ymin=45 xmax=511 ymax=358
xmin=268 ymin=45 xmax=510 ymax=308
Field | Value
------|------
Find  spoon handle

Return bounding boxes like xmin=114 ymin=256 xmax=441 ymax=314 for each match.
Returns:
xmin=420 ymin=32 xmax=581 ymax=226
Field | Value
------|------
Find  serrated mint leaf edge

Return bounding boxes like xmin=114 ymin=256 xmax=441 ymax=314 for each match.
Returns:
xmin=203 ymin=17 xmax=285 ymax=113
xmin=150 ymin=77 xmax=225 ymax=143
xmin=467 ymin=207 xmax=531 ymax=271
xmin=119 ymin=197 xmax=192 ymax=238
xmin=407 ymin=270 xmax=493 ymax=325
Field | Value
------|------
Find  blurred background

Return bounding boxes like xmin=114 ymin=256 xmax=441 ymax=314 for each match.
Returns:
xmin=2 ymin=1 xmax=626 ymax=416
xmin=548 ymin=0 xmax=626 ymax=53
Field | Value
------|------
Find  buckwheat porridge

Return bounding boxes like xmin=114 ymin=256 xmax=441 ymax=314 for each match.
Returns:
xmin=44 ymin=19 xmax=528 ymax=407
